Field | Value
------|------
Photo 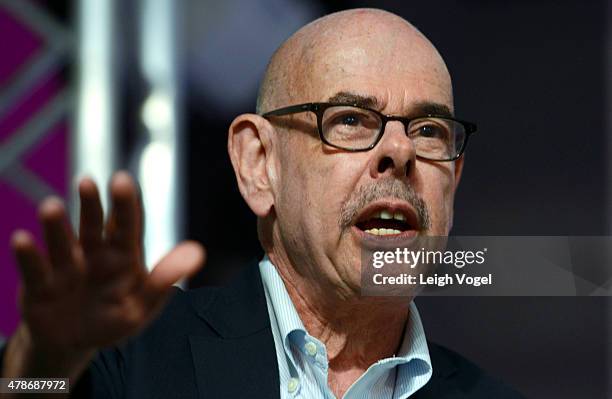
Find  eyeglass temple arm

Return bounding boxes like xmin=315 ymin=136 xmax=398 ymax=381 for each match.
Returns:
xmin=261 ymin=103 xmax=315 ymax=117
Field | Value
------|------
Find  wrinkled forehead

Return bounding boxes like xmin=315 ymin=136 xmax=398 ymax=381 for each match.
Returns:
xmin=296 ymin=26 xmax=453 ymax=114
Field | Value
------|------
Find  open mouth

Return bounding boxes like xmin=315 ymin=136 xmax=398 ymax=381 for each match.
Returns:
xmin=354 ymin=202 xmax=419 ymax=237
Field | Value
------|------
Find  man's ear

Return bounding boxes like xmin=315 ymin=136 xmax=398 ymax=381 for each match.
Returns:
xmin=227 ymin=114 xmax=276 ymax=218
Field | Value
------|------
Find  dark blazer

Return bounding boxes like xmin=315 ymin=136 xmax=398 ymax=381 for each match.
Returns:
xmin=1 ymin=261 xmax=524 ymax=398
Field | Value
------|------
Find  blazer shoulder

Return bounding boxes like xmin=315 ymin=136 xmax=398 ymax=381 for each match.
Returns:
xmin=426 ymin=341 xmax=526 ymax=399
xmin=143 ymin=284 xmax=222 ymax=336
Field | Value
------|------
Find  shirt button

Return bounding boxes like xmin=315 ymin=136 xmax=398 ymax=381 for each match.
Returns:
xmin=287 ymin=377 xmax=299 ymax=394
xmin=305 ymin=342 xmax=318 ymax=356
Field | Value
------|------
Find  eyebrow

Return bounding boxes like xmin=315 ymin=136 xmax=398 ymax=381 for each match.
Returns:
xmin=326 ymin=91 xmax=454 ymax=118
xmin=412 ymin=101 xmax=454 ymax=118
xmin=327 ymin=91 xmax=379 ymax=109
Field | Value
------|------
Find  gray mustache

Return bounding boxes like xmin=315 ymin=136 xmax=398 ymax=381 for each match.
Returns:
xmin=338 ymin=177 xmax=431 ymax=230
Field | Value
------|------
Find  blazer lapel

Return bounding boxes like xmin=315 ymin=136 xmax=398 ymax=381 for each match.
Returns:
xmin=189 ymin=261 xmax=280 ymax=398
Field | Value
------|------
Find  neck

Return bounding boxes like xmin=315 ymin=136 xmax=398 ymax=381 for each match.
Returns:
xmin=274 ymin=258 xmax=410 ymax=398
xmin=269 ymin=251 xmax=411 ymax=369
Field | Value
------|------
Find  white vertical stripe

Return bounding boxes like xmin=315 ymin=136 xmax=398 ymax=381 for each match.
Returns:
xmin=138 ymin=0 xmax=181 ymax=269
xmin=74 ymin=0 xmax=116 ymax=217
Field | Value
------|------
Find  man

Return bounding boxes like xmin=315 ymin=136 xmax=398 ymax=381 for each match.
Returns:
xmin=1 ymin=8 xmax=523 ymax=398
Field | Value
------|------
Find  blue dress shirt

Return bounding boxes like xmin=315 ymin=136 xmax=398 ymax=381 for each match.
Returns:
xmin=259 ymin=256 xmax=433 ymax=398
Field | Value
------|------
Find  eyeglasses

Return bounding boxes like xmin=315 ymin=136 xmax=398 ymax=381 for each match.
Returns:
xmin=261 ymin=102 xmax=477 ymax=161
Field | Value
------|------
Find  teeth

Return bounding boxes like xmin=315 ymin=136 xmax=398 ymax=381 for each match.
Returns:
xmin=372 ymin=210 xmax=405 ymax=221
xmin=393 ymin=212 xmax=406 ymax=221
xmin=380 ymin=210 xmax=392 ymax=220
xmin=365 ymin=228 xmax=401 ymax=236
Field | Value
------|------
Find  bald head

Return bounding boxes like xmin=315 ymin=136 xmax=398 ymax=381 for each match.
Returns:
xmin=256 ymin=8 xmax=452 ymax=114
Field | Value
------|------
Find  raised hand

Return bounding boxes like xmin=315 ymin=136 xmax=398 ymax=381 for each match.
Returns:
xmin=3 ymin=172 xmax=205 ymax=380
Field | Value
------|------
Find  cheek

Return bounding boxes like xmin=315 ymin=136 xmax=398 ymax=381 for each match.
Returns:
xmin=280 ymin=144 xmax=363 ymax=244
xmin=299 ymin=156 xmax=354 ymax=233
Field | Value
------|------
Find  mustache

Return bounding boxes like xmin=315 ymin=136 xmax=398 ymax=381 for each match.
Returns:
xmin=338 ymin=177 xmax=431 ymax=230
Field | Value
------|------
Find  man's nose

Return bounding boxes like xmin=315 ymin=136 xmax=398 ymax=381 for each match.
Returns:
xmin=369 ymin=120 xmax=417 ymax=179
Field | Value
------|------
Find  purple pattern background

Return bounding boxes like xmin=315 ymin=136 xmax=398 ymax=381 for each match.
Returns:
xmin=0 ymin=7 xmax=68 ymax=337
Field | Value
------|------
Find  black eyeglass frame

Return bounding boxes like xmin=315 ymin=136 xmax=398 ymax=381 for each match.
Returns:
xmin=261 ymin=102 xmax=478 ymax=161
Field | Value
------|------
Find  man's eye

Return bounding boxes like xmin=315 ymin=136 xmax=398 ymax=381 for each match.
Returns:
xmin=337 ymin=114 xmax=362 ymax=126
xmin=417 ymin=124 xmax=447 ymax=139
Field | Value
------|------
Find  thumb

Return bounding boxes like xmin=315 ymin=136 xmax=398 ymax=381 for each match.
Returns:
xmin=146 ymin=241 xmax=206 ymax=294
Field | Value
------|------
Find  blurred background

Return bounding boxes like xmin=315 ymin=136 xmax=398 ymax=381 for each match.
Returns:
xmin=0 ymin=0 xmax=610 ymax=397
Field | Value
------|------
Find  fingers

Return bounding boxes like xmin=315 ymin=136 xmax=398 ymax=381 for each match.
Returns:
xmin=142 ymin=241 xmax=206 ymax=307
xmin=11 ymin=230 xmax=52 ymax=298
xmin=105 ymin=172 xmax=142 ymax=254
xmin=39 ymin=197 xmax=80 ymax=280
xmin=78 ymin=177 xmax=104 ymax=252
